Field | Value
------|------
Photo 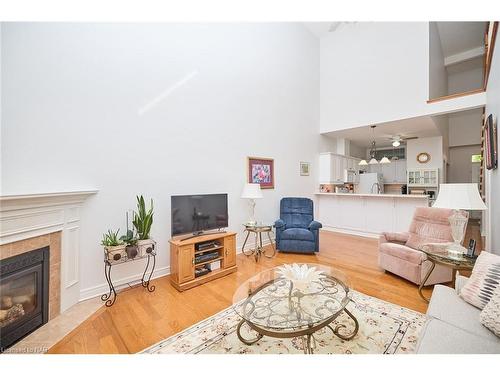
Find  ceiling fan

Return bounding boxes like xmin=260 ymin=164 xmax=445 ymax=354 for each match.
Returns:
xmin=384 ymin=135 xmax=419 ymax=147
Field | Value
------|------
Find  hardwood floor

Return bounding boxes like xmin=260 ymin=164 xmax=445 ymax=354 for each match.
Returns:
xmin=48 ymin=229 xmax=475 ymax=354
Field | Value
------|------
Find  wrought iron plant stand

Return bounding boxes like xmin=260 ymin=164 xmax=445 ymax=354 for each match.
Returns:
xmin=101 ymin=241 xmax=157 ymax=307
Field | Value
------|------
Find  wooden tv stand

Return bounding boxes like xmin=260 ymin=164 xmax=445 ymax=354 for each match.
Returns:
xmin=169 ymin=231 xmax=237 ymax=291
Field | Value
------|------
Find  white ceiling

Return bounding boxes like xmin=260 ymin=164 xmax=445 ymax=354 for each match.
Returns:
xmin=323 ymin=116 xmax=442 ymax=148
xmin=436 ymin=22 xmax=487 ymax=58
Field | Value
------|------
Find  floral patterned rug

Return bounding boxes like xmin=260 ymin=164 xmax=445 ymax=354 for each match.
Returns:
xmin=141 ymin=290 xmax=427 ymax=354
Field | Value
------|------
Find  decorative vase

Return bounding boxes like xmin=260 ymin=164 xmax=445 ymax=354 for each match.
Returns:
xmin=138 ymin=239 xmax=155 ymax=257
xmin=104 ymin=244 xmax=126 ymax=262
xmin=125 ymin=244 xmax=139 ymax=259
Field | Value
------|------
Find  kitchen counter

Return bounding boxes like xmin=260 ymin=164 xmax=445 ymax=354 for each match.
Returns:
xmin=315 ymin=192 xmax=429 ymax=199
xmin=316 ymin=192 xmax=429 ymax=238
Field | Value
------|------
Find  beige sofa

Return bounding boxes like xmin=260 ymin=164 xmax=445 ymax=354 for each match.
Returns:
xmin=416 ymin=276 xmax=500 ymax=353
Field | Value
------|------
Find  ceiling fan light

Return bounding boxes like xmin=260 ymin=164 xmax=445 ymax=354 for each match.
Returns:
xmin=392 ymin=140 xmax=401 ymax=147
xmin=358 ymin=159 xmax=368 ymax=166
xmin=368 ymin=158 xmax=379 ymax=165
xmin=380 ymin=156 xmax=391 ymax=164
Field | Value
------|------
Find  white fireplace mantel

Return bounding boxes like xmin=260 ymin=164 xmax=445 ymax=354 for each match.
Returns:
xmin=0 ymin=190 xmax=98 ymax=311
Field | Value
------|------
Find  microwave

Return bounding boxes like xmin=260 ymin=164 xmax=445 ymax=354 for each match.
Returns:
xmin=343 ymin=169 xmax=357 ymax=183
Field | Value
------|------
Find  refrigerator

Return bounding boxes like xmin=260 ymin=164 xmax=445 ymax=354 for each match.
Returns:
xmin=358 ymin=173 xmax=384 ymax=194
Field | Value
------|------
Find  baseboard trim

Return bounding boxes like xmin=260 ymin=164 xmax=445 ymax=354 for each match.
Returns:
xmin=321 ymin=226 xmax=380 ymax=239
xmin=79 ymin=234 xmax=277 ymax=302
xmin=79 ymin=266 xmax=170 ymax=302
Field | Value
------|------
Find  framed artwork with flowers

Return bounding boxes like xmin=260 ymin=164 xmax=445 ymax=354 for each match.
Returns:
xmin=247 ymin=157 xmax=274 ymax=189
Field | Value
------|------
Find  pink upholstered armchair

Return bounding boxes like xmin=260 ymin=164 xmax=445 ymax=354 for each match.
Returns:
xmin=378 ymin=207 xmax=468 ymax=286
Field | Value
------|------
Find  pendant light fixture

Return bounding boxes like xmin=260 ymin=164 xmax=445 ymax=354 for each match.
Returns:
xmin=358 ymin=125 xmax=391 ymax=165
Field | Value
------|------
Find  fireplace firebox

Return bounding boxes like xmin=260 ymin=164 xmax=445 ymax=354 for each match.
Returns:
xmin=0 ymin=246 xmax=49 ymax=351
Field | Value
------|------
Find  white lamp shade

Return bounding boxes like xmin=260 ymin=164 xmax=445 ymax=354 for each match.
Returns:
xmin=368 ymin=158 xmax=378 ymax=165
xmin=380 ymin=156 xmax=391 ymax=164
xmin=392 ymin=140 xmax=401 ymax=147
xmin=241 ymin=183 xmax=263 ymax=199
xmin=433 ymin=183 xmax=487 ymax=210
xmin=358 ymin=159 xmax=368 ymax=166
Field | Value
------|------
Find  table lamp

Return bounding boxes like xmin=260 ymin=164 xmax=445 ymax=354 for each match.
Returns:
xmin=241 ymin=183 xmax=263 ymax=225
xmin=433 ymin=183 xmax=487 ymax=256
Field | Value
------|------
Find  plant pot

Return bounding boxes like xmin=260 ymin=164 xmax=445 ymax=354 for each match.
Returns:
xmin=138 ymin=239 xmax=155 ymax=256
xmin=126 ymin=245 xmax=139 ymax=259
xmin=105 ymin=245 xmax=126 ymax=262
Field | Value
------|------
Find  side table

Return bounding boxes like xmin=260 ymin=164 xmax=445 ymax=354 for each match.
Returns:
xmin=418 ymin=243 xmax=476 ymax=302
xmin=241 ymin=223 xmax=276 ymax=261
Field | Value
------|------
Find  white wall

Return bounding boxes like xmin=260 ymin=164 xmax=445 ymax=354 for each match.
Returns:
xmin=1 ymin=23 xmax=320 ymax=299
xmin=448 ymin=108 xmax=482 ymax=147
xmin=320 ymin=22 xmax=430 ymax=132
xmin=429 ymin=22 xmax=448 ymax=99
xmin=448 ymin=65 xmax=484 ymax=95
xmin=406 ymin=136 xmax=444 ymax=181
xmin=485 ymin=32 xmax=500 ymax=255
xmin=448 ymin=145 xmax=481 ymax=183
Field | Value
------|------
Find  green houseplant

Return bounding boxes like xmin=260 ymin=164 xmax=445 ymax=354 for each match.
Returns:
xmin=133 ymin=195 xmax=155 ymax=256
xmin=101 ymin=229 xmax=126 ymax=262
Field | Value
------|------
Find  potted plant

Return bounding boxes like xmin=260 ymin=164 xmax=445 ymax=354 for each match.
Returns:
xmin=120 ymin=229 xmax=139 ymax=259
xmin=133 ymin=195 xmax=155 ymax=256
xmin=101 ymin=229 xmax=126 ymax=262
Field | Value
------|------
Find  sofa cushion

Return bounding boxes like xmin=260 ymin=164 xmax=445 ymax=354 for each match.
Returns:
xmin=416 ymin=318 xmax=500 ymax=354
xmin=428 ymin=285 xmax=495 ymax=340
xmin=480 ymin=288 xmax=500 ymax=337
xmin=379 ymin=242 xmax=424 ymax=264
xmin=460 ymin=251 xmax=500 ymax=309
xmin=280 ymin=228 xmax=314 ymax=242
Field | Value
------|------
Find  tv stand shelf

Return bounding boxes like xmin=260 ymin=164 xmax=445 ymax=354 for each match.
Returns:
xmin=169 ymin=232 xmax=237 ymax=291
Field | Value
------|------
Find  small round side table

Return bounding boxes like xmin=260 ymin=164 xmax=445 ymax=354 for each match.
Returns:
xmin=241 ymin=223 xmax=276 ymax=261
xmin=418 ymin=243 xmax=476 ymax=303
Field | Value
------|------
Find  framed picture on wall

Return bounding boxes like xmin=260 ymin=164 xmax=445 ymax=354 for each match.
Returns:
xmin=247 ymin=157 xmax=274 ymax=189
xmin=485 ymin=114 xmax=498 ymax=170
xmin=300 ymin=162 xmax=310 ymax=176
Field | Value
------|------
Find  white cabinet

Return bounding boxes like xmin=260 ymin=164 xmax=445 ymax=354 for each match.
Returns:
xmin=382 ymin=163 xmax=395 ymax=183
xmin=395 ymin=160 xmax=407 ymax=183
xmin=319 ymin=153 xmax=361 ymax=184
xmin=407 ymin=168 xmax=439 ymax=187
xmin=369 ymin=159 xmax=407 ymax=183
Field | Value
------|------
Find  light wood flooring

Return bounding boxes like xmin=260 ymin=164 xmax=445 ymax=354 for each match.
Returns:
xmin=48 ymin=229 xmax=480 ymax=354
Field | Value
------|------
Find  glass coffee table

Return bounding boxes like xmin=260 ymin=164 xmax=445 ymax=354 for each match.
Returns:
xmin=232 ymin=263 xmax=359 ymax=354
xmin=418 ymin=243 xmax=477 ymax=302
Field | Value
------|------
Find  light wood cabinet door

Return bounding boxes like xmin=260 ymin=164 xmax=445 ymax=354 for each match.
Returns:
xmin=178 ymin=245 xmax=194 ymax=283
xmin=224 ymin=235 xmax=236 ymax=268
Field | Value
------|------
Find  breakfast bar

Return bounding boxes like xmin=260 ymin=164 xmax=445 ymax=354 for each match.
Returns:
xmin=315 ymin=193 xmax=429 ymax=238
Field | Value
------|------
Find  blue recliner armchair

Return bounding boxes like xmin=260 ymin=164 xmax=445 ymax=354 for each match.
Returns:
xmin=274 ymin=197 xmax=322 ymax=254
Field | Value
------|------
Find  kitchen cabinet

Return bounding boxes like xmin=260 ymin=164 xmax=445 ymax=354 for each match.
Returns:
xmin=395 ymin=160 xmax=407 ymax=183
xmin=319 ymin=153 xmax=361 ymax=184
xmin=369 ymin=159 xmax=407 ymax=183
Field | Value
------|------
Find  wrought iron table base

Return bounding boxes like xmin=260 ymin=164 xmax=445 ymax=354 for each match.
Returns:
xmin=236 ymin=307 xmax=359 ymax=354
xmin=101 ymin=252 xmax=156 ymax=307
xmin=241 ymin=230 xmax=276 ymax=261
xmin=418 ymin=258 xmax=469 ymax=303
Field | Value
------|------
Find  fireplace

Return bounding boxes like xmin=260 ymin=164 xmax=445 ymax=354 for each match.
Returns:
xmin=0 ymin=246 xmax=49 ymax=351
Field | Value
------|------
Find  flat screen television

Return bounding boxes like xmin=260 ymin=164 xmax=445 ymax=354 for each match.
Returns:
xmin=171 ymin=193 xmax=228 ymax=237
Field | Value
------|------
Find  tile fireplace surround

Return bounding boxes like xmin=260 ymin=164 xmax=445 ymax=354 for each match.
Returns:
xmin=0 ymin=191 xmax=97 ymax=335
